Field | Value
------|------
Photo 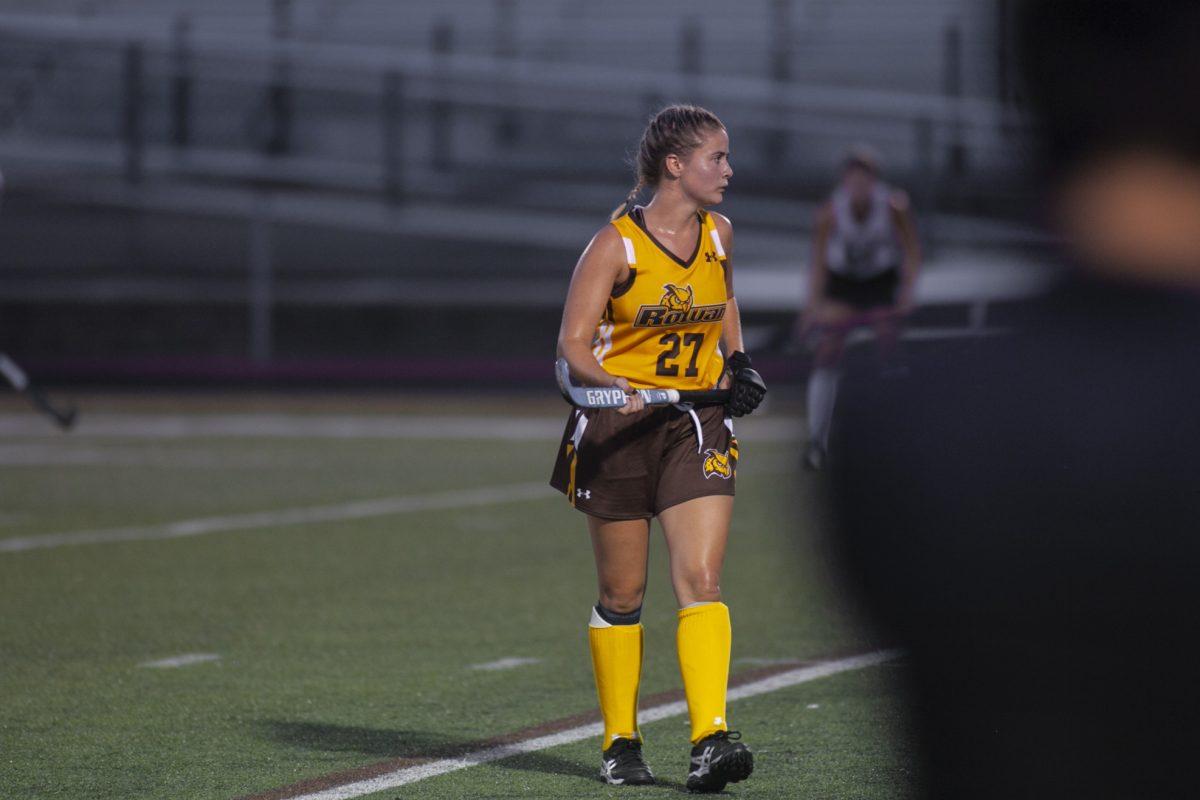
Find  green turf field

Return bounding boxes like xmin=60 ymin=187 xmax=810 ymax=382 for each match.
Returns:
xmin=0 ymin=397 xmax=914 ymax=799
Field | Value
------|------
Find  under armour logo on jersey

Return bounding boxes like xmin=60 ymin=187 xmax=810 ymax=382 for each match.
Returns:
xmin=576 ymin=488 xmax=592 ymax=500
xmin=705 ymin=252 xmax=719 ymax=263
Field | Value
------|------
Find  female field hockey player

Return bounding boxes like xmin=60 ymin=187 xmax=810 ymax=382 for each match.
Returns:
xmin=798 ymin=146 xmax=921 ymax=470
xmin=550 ymin=105 xmax=766 ymax=791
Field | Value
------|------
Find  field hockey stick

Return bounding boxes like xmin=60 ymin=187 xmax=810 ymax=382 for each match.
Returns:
xmin=555 ymin=357 xmax=729 ymax=409
xmin=797 ymin=304 xmax=909 ymax=350
xmin=815 ymin=305 xmax=907 ymax=333
xmin=0 ymin=353 xmax=78 ymax=430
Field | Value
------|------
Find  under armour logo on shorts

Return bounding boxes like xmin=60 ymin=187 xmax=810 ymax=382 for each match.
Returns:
xmin=576 ymin=488 xmax=592 ymax=500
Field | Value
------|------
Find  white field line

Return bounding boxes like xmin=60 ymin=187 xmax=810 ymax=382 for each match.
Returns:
xmin=0 ymin=413 xmax=804 ymax=442
xmin=0 ymin=443 xmax=799 ymax=477
xmin=140 ymin=653 xmax=221 ymax=669
xmin=468 ymin=657 xmax=543 ymax=672
xmin=280 ymin=650 xmax=900 ymax=800
xmin=0 ymin=414 xmax=562 ymax=440
xmin=0 ymin=482 xmax=555 ymax=554
xmin=0 ymin=443 xmax=295 ymax=469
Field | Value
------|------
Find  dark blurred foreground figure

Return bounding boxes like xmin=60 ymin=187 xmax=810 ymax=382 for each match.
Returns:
xmin=828 ymin=1 xmax=1200 ymax=797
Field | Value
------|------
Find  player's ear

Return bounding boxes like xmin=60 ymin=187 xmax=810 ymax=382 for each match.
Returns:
xmin=663 ymin=153 xmax=684 ymax=179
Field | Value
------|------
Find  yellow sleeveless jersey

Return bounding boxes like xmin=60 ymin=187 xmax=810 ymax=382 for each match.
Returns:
xmin=593 ymin=207 xmax=728 ymax=390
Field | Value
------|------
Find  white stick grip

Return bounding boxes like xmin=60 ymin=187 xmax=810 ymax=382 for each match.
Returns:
xmin=635 ymin=388 xmax=681 ymax=405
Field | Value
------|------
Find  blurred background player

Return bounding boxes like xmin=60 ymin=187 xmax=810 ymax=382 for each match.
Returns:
xmin=550 ymin=104 xmax=765 ymax=791
xmin=798 ymin=146 xmax=921 ymax=470
xmin=827 ymin=0 xmax=1200 ymax=796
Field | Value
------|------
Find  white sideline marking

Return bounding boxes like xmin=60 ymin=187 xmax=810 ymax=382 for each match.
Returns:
xmin=0 ymin=414 xmax=564 ymax=440
xmin=0 ymin=482 xmax=554 ymax=554
xmin=469 ymin=657 xmax=542 ymax=672
xmin=0 ymin=413 xmax=803 ymax=442
xmin=140 ymin=653 xmax=221 ymax=669
xmin=281 ymin=650 xmax=899 ymax=800
xmin=0 ymin=443 xmax=293 ymax=469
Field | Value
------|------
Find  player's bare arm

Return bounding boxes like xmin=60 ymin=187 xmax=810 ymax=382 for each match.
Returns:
xmin=711 ymin=212 xmax=766 ymax=415
xmin=712 ymin=213 xmax=741 ymax=351
xmin=889 ymin=190 xmax=922 ymax=313
xmin=556 ymin=224 xmax=645 ymax=413
xmin=711 ymin=212 xmax=740 ymax=389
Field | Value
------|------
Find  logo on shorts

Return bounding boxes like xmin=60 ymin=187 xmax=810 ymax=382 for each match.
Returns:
xmin=702 ymin=448 xmax=733 ymax=480
xmin=576 ymin=488 xmax=592 ymax=500
xmin=634 ymin=283 xmax=726 ymax=328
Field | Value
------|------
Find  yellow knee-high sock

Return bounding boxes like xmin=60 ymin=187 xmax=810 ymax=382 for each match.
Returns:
xmin=589 ymin=610 xmax=644 ymax=749
xmin=676 ymin=601 xmax=732 ymax=744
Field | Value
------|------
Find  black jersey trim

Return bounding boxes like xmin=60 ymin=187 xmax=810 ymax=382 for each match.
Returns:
xmin=631 ymin=206 xmax=704 ymax=268
xmin=611 ymin=267 xmax=637 ymax=298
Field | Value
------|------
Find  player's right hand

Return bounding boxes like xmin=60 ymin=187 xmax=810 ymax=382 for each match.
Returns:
xmin=612 ymin=376 xmax=645 ymax=415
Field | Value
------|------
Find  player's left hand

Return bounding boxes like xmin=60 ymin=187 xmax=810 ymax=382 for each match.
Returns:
xmin=724 ymin=351 xmax=767 ymax=417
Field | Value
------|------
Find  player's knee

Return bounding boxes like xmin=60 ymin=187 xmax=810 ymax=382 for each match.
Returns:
xmin=597 ymin=586 xmax=645 ymax=615
xmin=680 ymin=570 xmax=722 ymax=603
xmin=593 ymin=601 xmax=643 ymax=626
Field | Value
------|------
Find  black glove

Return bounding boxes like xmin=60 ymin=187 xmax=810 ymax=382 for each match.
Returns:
xmin=725 ymin=351 xmax=766 ymax=417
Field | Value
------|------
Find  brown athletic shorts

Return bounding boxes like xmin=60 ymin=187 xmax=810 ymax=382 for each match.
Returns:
xmin=549 ymin=404 xmax=738 ymax=520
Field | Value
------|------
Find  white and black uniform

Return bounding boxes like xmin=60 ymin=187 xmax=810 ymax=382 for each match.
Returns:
xmin=824 ymin=184 xmax=902 ymax=308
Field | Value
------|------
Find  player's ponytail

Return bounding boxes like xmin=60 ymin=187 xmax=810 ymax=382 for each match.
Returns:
xmin=610 ymin=104 xmax=724 ymax=221
xmin=609 ymin=179 xmax=645 ymax=221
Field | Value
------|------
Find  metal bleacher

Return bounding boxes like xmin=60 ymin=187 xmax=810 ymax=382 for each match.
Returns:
xmin=0 ymin=0 xmax=1010 ymax=172
xmin=0 ymin=1 xmax=1052 ymax=375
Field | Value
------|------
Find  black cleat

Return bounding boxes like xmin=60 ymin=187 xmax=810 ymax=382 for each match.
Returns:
xmin=686 ymin=730 xmax=754 ymax=793
xmin=600 ymin=737 xmax=655 ymax=786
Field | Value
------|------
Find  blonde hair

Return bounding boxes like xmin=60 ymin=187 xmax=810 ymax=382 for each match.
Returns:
xmin=610 ymin=104 xmax=725 ymax=221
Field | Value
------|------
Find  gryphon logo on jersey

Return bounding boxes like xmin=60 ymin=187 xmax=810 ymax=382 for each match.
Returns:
xmin=702 ymin=448 xmax=733 ymax=480
xmin=634 ymin=283 xmax=726 ymax=328
xmin=662 ymin=283 xmax=693 ymax=311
